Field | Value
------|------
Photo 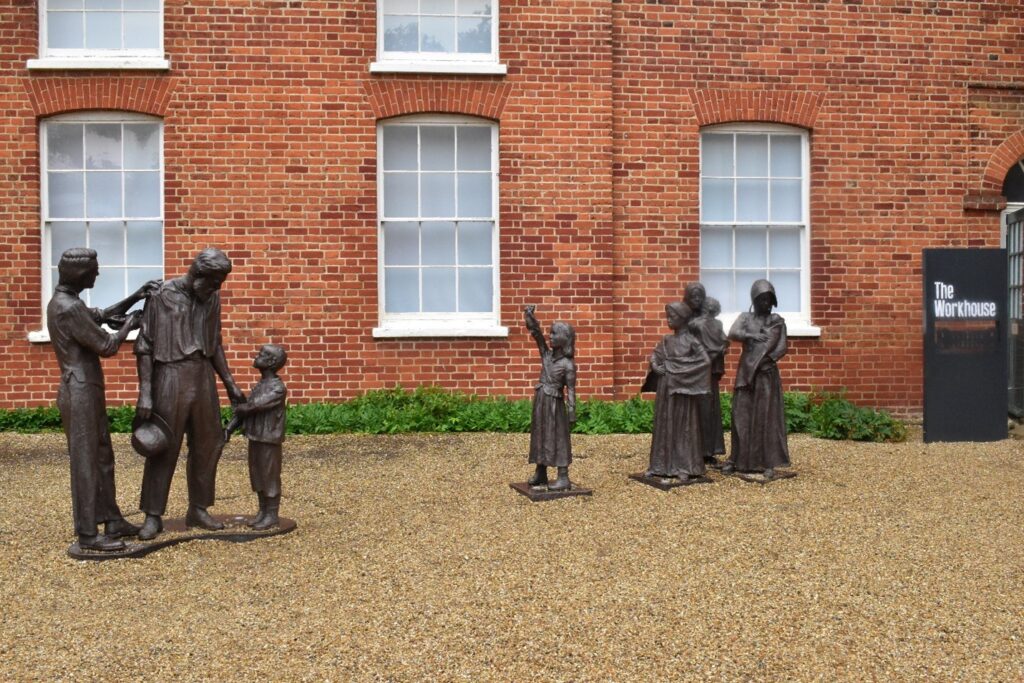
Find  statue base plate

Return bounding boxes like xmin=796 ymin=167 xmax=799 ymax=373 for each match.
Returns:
xmin=629 ymin=472 xmax=713 ymax=491
xmin=509 ymin=482 xmax=593 ymax=501
xmin=732 ymin=469 xmax=798 ymax=484
xmin=67 ymin=514 xmax=297 ymax=561
xmin=704 ymin=457 xmax=724 ymax=470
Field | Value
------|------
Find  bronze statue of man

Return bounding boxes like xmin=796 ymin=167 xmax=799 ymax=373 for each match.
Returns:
xmin=47 ymin=248 xmax=155 ymax=552
xmin=135 ymin=248 xmax=245 ymax=540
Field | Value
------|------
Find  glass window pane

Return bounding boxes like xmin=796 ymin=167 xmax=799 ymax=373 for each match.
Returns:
xmin=421 ymin=173 xmax=456 ymax=216
xmin=736 ymin=270 xmax=769 ymax=303
xmin=134 ymin=0 xmax=160 ymax=9
xmin=382 ymin=16 xmax=418 ymax=52
xmin=771 ymin=135 xmax=803 ymax=177
xmin=85 ymin=124 xmax=121 ymax=170
xmin=126 ymin=221 xmax=163 ymax=265
xmin=49 ymin=222 xmax=88 ymax=266
xmin=700 ymin=270 xmax=734 ymax=313
xmin=736 ymin=134 xmax=769 ymax=176
xmin=422 ymin=221 xmax=456 ymax=265
xmin=423 ymin=0 xmax=455 ymax=13
xmin=382 ymin=126 xmax=418 ymax=171
xmin=385 ymin=267 xmax=419 ymax=313
xmin=125 ymin=171 xmax=160 ymax=217
xmin=701 ymin=134 xmax=733 ymax=177
xmin=458 ymin=221 xmax=492 ymax=265
xmin=85 ymin=12 xmax=122 ymax=49
xmin=700 ymin=228 xmax=732 ymax=268
xmin=383 ymin=173 xmax=418 ymax=217
xmin=383 ymin=222 xmax=419 ymax=266
xmin=125 ymin=266 xmax=163 ymax=311
xmin=459 ymin=267 xmax=493 ymax=313
xmin=421 ymin=16 xmax=455 ymax=52
xmin=457 ymin=17 xmax=491 ymax=53
xmin=90 ymin=221 xmax=125 ymax=266
xmin=47 ymin=11 xmax=84 ymax=49
xmin=89 ymin=266 xmax=124 ymax=309
xmin=124 ymin=124 xmax=160 ymax=170
xmin=382 ymin=0 xmax=418 ymax=12
xmin=458 ymin=173 xmax=491 ymax=216
xmin=421 ymin=126 xmax=455 ymax=171
xmin=769 ymin=271 xmax=801 ymax=312
xmin=48 ymin=124 xmax=83 ymax=170
xmin=124 ymin=12 xmax=159 ymax=50
xmin=736 ymin=179 xmax=768 ymax=221
xmin=422 ymin=268 xmax=456 ymax=312
xmin=768 ymin=228 xmax=801 ymax=269
xmin=48 ymin=172 xmax=85 ymax=218
xmin=85 ymin=0 xmax=120 ymax=8
xmin=735 ymin=227 xmax=768 ymax=269
xmin=700 ymin=178 xmax=733 ymax=222
xmin=770 ymin=179 xmax=802 ymax=222
xmin=50 ymin=0 xmax=83 ymax=9
xmin=86 ymin=171 xmax=122 ymax=218
xmin=457 ymin=127 xmax=491 ymax=171
xmin=459 ymin=0 xmax=492 ymax=15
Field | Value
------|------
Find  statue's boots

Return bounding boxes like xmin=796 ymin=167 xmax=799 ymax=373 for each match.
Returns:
xmin=186 ymin=505 xmax=225 ymax=531
xmin=138 ymin=514 xmax=163 ymax=541
xmin=721 ymin=461 xmax=735 ymax=474
xmin=527 ymin=465 xmax=548 ymax=486
xmin=105 ymin=517 xmax=141 ymax=539
xmin=78 ymin=533 xmax=125 ymax=552
xmin=248 ymin=493 xmax=268 ymax=529
xmin=547 ymin=467 xmax=571 ymax=491
xmin=251 ymin=496 xmax=280 ymax=531
xmin=763 ymin=468 xmax=775 ymax=481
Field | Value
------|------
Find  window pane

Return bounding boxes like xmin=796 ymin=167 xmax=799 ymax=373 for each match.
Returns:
xmin=700 ymin=178 xmax=732 ymax=222
xmin=700 ymin=228 xmax=732 ymax=268
xmin=422 ymin=222 xmax=456 ymax=265
xmin=86 ymin=172 xmax=122 ymax=218
xmin=457 ymin=17 xmax=490 ymax=53
xmin=89 ymin=267 xmax=124 ymax=309
xmin=125 ymin=171 xmax=160 ymax=217
xmin=382 ymin=0 xmax=417 ymax=12
xmin=85 ymin=12 xmax=122 ymax=49
xmin=124 ymin=12 xmax=159 ymax=50
xmin=770 ymin=179 xmax=802 ymax=222
xmin=382 ymin=126 xmax=418 ymax=171
xmin=423 ymin=0 xmax=455 ymax=13
xmin=134 ymin=0 xmax=160 ymax=9
xmin=736 ymin=179 xmax=768 ymax=221
xmin=125 ymin=267 xmax=163 ymax=311
xmin=48 ymin=124 xmax=83 ymax=170
xmin=383 ymin=173 xmax=418 ymax=217
xmin=383 ymin=222 xmax=419 ymax=266
xmin=768 ymin=228 xmax=801 ymax=269
xmin=48 ymin=172 xmax=85 ymax=218
xmin=421 ymin=173 xmax=456 ymax=216
xmin=90 ymin=221 xmax=125 ymax=266
xmin=769 ymin=271 xmax=801 ymax=312
xmin=736 ymin=134 xmax=769 ymax=176
xmin=771 ymin=135 xmax=802 ymax=177
xmin=736 ymin=270 xmax=768 ymax=302
xmin=48 ymin=12 xmax=84 ymax=49
xmin=458 ymin=173 xmax=491 ymax=216
xmin=124 ymin=124 xmax=160 ymax=170
xmin=457 ymin=127 xmax=491 ymax=171
xmin=421 ymin=126 xmax=455 ymax=171
xmin=126 ymin=221 xmax=162 ymax=265
xmin=459 ymin=0 xmax=492 ymax=15
xmin=85 ymin=124 xmax=121 ymax=170
xmin=385 ymin=267 xmax=419 ymax=312
xmin=85 ymin=0 xmax=120 ymax=9
xmin=421 ymin=16 xmax=455 ymax=52
xmin=458 ymin=221 xmax=491 ymax=265
xmin=49 ymin=222 xmax=88 ymax=266
xmin=50 ymin=0 xmax=83 ymax=9
xmin=422 ymin=268 xmax=456 ymax=312
xmin=701 ymin=134 xmax=732 ymax=177
xmin=459 ymin=267 xmax=493 ymax=312
xmin=735 ymin=227 xmax=767 ymax=269
xmin=701 ymin=270 xmax=734 ymax=313
xmin=383 ymin=16 xmax=418 ymax=52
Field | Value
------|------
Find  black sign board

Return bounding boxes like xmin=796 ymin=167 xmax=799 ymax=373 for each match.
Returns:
xmin=923 ymin=248 xmax=1007 ymax=442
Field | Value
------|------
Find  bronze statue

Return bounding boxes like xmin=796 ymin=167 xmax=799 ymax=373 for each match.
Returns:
xmin=723 ymin=279 xmax=791 ymax=479
xmin=225 ymin=345 xmax=288 ymax=530
xmin=645 ymin=301 xmax=710 ymax=481
xmin=684 ymin=283 xmax=729 ymax=467
xmin=47 ymin=248 xmax=157 ymax=552
xmin=134 ymin=248 xmax=246 ymax=540
xmin=523 ymin=306 xmax=577 ymax=491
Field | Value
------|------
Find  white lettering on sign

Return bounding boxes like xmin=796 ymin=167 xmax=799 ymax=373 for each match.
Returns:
xmin=932 ymin=281 xmax=998 ymax=319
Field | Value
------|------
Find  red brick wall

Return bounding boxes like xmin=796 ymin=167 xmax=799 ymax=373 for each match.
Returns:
xmin=1 ymin=1 xmax=1022 ymax=415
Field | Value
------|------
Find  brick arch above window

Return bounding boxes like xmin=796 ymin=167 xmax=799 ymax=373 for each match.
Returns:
xmin=363 ymin=80 xmax=513 ymax=121
xmin=964 ymin=130 xmax=1024 ymax=211
xmin=25 ymin=77 xmax=177 ymax=118
xmin=688 ymin=89 xmax=824 ymax=129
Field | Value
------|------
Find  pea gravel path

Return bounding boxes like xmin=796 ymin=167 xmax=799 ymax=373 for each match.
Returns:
xmin=1 ymin=431 xmax=1023 ymax=682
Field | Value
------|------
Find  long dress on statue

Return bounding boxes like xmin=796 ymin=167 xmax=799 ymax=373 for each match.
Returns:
xmin=528 ymin=345 xmax=576 ymax=469
xmin=729 ymin=312 xmax=790 ymax=471
xmin=691 ymin=314 xmax=729 ymax=457
xmin=647 ymin=330 xmax=711 ymax=478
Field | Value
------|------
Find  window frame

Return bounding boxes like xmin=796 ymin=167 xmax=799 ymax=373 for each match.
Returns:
xmin=699 ymin=122 xmax=819 ymax=337
xmin=31 ymin=110 xmax=165 ymax=343
xmin=373 ymin=114 xmax=507 ymax=338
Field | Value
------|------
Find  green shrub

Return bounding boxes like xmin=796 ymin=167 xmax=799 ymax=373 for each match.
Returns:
xmin=808 ymin=393 xmax=907 ymax=443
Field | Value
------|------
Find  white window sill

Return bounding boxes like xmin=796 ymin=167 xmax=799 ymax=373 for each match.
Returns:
xmin=373 ymin=323 xmax=509 ymax=338
xmin=370 ymin=60 xmax=507 ymax=75
xmin=28 ymin=328 xmax=139 ymax=343
xmin=718 ymin=313 xmax=821 ymax=338
xmin=27 ymin=57 xmax=171 ymax=71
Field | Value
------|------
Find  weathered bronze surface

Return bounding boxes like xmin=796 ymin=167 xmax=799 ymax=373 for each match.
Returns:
xmin=628 ymin=472 xmax=712 ymax=491
xmin=509 ymin=482 xmax=592 ymax=501
xmin=684 ymin=284 xmax=730 ymax=467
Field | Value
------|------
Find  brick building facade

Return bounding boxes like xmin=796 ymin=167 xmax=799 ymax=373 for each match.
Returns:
xmin=1 ymin=1 xmax=1022 ymax=415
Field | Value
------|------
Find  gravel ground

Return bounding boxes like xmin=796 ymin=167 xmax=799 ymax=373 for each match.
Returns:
xmin=1 ymin=431 xmax=1023 ymax=682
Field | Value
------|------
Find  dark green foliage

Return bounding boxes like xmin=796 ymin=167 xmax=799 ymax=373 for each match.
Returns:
xmin=807 ymin=392 xmax=907 ymax=443
xmin=0 ymin=407 xmax=63 ymax=433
